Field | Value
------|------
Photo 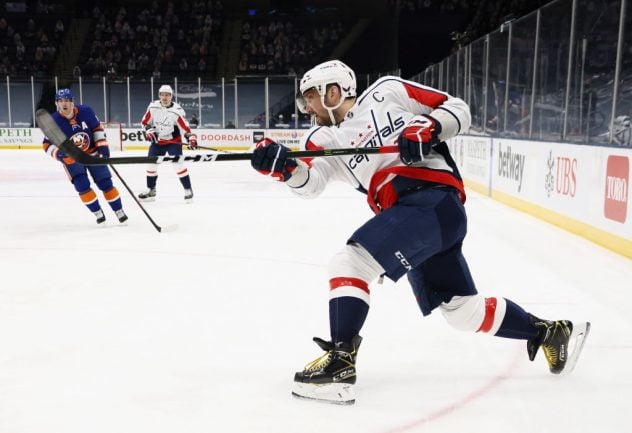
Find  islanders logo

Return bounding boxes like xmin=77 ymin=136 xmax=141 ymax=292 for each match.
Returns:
xmin=71 ymin=132 xmax=90 ymax=151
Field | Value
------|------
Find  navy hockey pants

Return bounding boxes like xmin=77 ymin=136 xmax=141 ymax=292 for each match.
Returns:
xmin=349 ymin=187 xmax=478 ymax=316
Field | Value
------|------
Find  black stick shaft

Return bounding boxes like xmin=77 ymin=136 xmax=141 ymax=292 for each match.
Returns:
xmin=108 ymin=164 xmax=163 ymax=233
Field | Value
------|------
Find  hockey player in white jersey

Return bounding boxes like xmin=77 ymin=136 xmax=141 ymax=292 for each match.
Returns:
xmin=138 ymin=84 xmax=197 ymax=202
xmin=250 ymin=60 xmax=590 ymax=404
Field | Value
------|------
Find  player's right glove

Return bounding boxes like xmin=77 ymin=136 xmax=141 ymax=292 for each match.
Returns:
xmin=145 ymin=127 xmax=158 ymax=144
xmin=186 ymin=133 xmax=198 ymax=150
xmin=251 ymin=138 xmax=298 ymax=182
xmin=397 ymin=114 xmax=442 ymax=165
xmin=54 ymin=148 xmax=75 ymax=164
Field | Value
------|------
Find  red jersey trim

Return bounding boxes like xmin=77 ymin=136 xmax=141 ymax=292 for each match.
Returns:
xmin=367 ymin=166 xmax=466 ymax=213
xmin=403 ymin=82 xmax=448 ymax=108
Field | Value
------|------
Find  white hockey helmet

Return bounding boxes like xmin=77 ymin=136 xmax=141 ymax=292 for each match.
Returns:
xmin=158 ymin=84 xmax=173 ymax=95
xmin=297 ymin=60 xmax=356 ymax=124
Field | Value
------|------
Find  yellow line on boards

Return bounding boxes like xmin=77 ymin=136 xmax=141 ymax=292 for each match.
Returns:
xmin=490 ymin=188 xmax=631 ymax=259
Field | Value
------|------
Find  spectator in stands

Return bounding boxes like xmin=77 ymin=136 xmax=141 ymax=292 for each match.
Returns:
xmin=275 ymin=114 xmax=289 ymax=128
xmin=225 ymin=120 xmax=236 ymax=129
xmin=54 ymin=19 xmax=64 ymax=41
xmin=179 ymin=57 xmax=188 ymax=72
xmin=190 ymin=113 xmax=199 ymax=129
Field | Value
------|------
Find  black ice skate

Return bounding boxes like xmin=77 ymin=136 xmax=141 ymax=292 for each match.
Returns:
xmin=94 ymin=209 xmax=106 ymax=224
xmin=292 ymin=335 xmax=362 ymax=405
xmin=527 ymin=314 xmax=590 ymax=375
xmin=138 ymin=188 xmax=156 ymax=201
xmin=115 ymin=209 xmax=128 ymax=223
xmin=184 ymin=188 xmax=194 ymax=202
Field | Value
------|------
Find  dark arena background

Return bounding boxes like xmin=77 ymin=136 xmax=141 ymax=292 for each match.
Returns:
xmin=1 ymin=1 xmax=631 ymax=432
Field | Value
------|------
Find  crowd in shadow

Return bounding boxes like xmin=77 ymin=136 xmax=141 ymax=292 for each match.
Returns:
xmin=238 ymin=18 xmax=344 ymax=77
xmin=0 ymin=1 xmax=66 ymax=77
xmin=75 ymin=0 xmax=224 ymax=80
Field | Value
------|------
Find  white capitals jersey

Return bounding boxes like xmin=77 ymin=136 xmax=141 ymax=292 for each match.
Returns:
xmin=141 ymin=100 xmax=192 ymax=145
xmin=289 ymin=76 xmax=472 ymax=212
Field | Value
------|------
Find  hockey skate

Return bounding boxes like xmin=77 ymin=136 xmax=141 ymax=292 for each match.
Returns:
xmin=138 ymin=188 xmax=156 ymax=201
xmin=527 ymin=314 xmax=591 ymax=375
xmin=115 ymin=209 xmax=128 ymax=223
xmin=184 ymin=188 xmax=194 ymax=202
xmin=94 ymin=209 xmax=106 ymax=224
xmin=292 ymin=335 xmax=362 ymax=405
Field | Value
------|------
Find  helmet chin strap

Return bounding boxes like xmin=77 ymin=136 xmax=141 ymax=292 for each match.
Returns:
xmin=320 ymin=93 xmax=344 ymax=125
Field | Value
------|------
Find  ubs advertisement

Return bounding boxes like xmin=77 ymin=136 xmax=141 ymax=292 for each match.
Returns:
xmin=489 ymin=138 xmax=631 ymax=241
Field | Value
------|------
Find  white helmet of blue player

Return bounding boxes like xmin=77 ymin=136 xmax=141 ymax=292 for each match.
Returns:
xmin=297 ymin=60 xmax=357 ymax=125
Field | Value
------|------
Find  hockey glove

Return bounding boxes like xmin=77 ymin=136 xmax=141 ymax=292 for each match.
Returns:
xmin=54 ymin=148 xmax=75 ymax=164
xmin=251 ymin=138 xmax=297 ymax=182
xmin=186 ymin=133 xmax=198 ymax=150
xmin=97 ymin=142 xmax=110 ymax=158
xmin=397 ymin=115 xmax=442 ymax=165
xmin=145 ymin=127 xmax=158 ymax=144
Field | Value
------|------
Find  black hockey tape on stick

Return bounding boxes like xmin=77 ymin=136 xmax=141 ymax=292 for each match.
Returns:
xmin=36 ymin=109 xmax=399 ymax=166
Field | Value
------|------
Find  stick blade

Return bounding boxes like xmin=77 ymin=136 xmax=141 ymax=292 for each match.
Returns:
xmin=159 ymin=224 xmax=179 ymax=233
xmin=36 ymin=109 xmax=68 ymax=147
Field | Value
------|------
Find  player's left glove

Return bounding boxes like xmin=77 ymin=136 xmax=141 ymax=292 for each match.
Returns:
xmin=186 ymin=133 xmax=198 ymax=150
xmin=251 ymin=138 xmax=298 ymax=182
xmin=397 ymin=114 xmax=442 ymax=165
xmin=96 ymin=141 xmax=110 ymax=158
xmin=55 ymin=149 xmax=75 ymax=164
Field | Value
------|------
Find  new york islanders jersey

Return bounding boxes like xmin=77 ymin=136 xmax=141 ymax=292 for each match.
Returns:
xmin=42 ymin=105 xmax=108 ymax=160
xmin=289 ymin=76 xmax=472 ymax=212
xmin=141 ymin=101 xmax=191 ymax=145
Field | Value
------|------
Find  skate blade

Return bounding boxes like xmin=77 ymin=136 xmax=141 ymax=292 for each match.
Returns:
xmin=291 ymin=382 xmax=355 ymax=405
xmin=138 ymin=197 xmax=156 ymax=202
xmin=561 ymin=321 xmax=591 ymax=375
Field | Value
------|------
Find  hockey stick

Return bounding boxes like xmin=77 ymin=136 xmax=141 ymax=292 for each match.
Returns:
xmin=36 ymin=109 xmax=399 ymax=166
xmin=108 ymin=164 xmax=163 ymax=233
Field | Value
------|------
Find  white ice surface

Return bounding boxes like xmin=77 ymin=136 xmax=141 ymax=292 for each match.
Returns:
xmin=1 ymin=150 xmax=631 ymax=433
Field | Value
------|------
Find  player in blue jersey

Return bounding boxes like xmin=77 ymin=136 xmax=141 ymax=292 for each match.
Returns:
xmin=251 ymin=60 xmax=591 ymax=404
xmin=42 ymin=88 xmax=128 ymax=224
